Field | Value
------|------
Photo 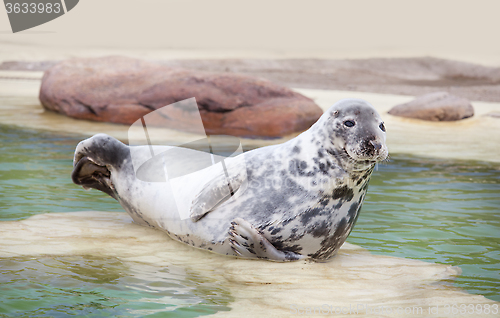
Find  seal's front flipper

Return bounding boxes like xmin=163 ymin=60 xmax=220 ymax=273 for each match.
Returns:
xmin=190 ymin=163 xmax=246 ymax=222
xmin=228 ymin=218 xmax=305 ymax=262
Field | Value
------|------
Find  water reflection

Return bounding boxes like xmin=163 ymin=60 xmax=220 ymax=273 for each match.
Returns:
xmin=0 ymin=256 xmax=232 ymax=317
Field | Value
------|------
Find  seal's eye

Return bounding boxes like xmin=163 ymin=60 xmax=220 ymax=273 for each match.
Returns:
xmin=344 ymin=120 xmax=355 ymax=127
xmin=379 ymin=123 xmax=386 ymax=132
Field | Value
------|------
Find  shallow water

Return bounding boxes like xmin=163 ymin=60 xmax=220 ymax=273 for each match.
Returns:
xmin=1 ymin=124 xmax=499 ymax=316
xmin=349 ymin=158 xmax=500 ymax=302
xmin=0 ymin=256 xmax=232 ymax=317
xmin=0 ymin=126 xmax=124 ymax=220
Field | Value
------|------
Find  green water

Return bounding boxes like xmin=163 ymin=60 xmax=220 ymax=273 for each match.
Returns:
xmin=0 ymin=126 xmax=124 ymax=220
xmin=0 ymin=256 xmax=231 ymax=317
xmin=1 ymin=125 xmax=499 ymax=316
xmin=349 ymin=157 xmax=500 ymax=302
xmin=0 ymin=126 xmax=233 ymax=317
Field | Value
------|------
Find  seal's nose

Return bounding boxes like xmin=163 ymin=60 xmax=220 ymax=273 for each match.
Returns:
xmin=369 ymin=140 xmax=382 ymax=150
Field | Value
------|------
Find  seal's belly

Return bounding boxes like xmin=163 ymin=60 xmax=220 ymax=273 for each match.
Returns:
xmin=258 ymin=188 xmax=367 ymax=260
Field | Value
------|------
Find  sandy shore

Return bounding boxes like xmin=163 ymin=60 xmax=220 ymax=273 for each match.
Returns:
xmin=0 ymin=64 xmax=499 ymax=165
xmin=2 ymin=0 xmax=500 ymax=66
xmin=0 ymin=211 xmax=496 ymax=318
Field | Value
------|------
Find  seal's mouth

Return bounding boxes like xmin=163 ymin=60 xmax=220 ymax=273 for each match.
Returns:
xmin=72 ymin=156 xmax=117 ymax=199
xmin=344 ymin=143 xmax=388 ymax=169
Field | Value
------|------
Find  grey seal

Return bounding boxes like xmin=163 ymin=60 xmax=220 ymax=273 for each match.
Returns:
xmin=72 ymin=98 xmax=388 ymax=261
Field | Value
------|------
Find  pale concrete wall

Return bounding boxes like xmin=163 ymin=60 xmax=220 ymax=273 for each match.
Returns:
xmin=0 ymin=0 xmax=499 ymax=64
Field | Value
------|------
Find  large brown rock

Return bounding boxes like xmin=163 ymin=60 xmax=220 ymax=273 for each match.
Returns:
xmin=39 ymin=56 xmax=322 ymax=138
xmin=388 ymin=92 xmax=474 ymax=121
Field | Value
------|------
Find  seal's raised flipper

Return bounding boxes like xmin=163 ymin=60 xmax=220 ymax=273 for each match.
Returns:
xmin=72 ymin=134 xmax=130 ymax=200
xmin=190 ymin=163 xmax=246 ymax=222
xmin=228 ymin=218 xmax=305 ymax=262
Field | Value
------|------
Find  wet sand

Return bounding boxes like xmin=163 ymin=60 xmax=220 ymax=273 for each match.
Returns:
xmin=0 ymin=211 xmax=496 ymax=317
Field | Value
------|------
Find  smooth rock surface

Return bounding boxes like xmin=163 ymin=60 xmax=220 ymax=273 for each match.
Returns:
xmin=39 ymin=56 xmax=322 ymax=138
xmin=388 ymin=92 xmax=474 ymax=121
xmin=0 ymin=211 xmax=497 ymax=317
xmin=11 ymin=57 xmax=500 ymax=103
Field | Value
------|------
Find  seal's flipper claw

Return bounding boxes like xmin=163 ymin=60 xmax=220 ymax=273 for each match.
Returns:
xmin=227 ymin=218 xmax=305 ymax=262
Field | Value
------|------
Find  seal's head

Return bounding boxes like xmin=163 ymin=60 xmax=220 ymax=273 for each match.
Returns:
xmin=323 ymin=99 xmax=388 ymax=163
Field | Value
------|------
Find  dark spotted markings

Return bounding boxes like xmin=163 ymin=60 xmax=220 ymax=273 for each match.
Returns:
xmin=332 ymin=185 xmax=354 ymax=201
xmin=300 ymin=207 xmax=324 ymax=225
xmin=309 ymin=220 xmax=329 ymax=238
xmin=310 ymin=217 xmax=349 ymax=260
xmin=347 ymin=202 xmax=359 ymax=220
xmin=289 ymin=159 xmax=314 ymax=177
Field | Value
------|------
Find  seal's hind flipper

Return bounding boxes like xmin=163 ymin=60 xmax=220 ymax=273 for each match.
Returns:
xmin=228 ymin=218 xmax=305 ymax=262
xmin=190 ymin=163 xmax=246 ymax=222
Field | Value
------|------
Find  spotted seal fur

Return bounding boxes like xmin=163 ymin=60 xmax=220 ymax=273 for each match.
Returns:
xmin=72 ymin=98 xmax=388 ymax=261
